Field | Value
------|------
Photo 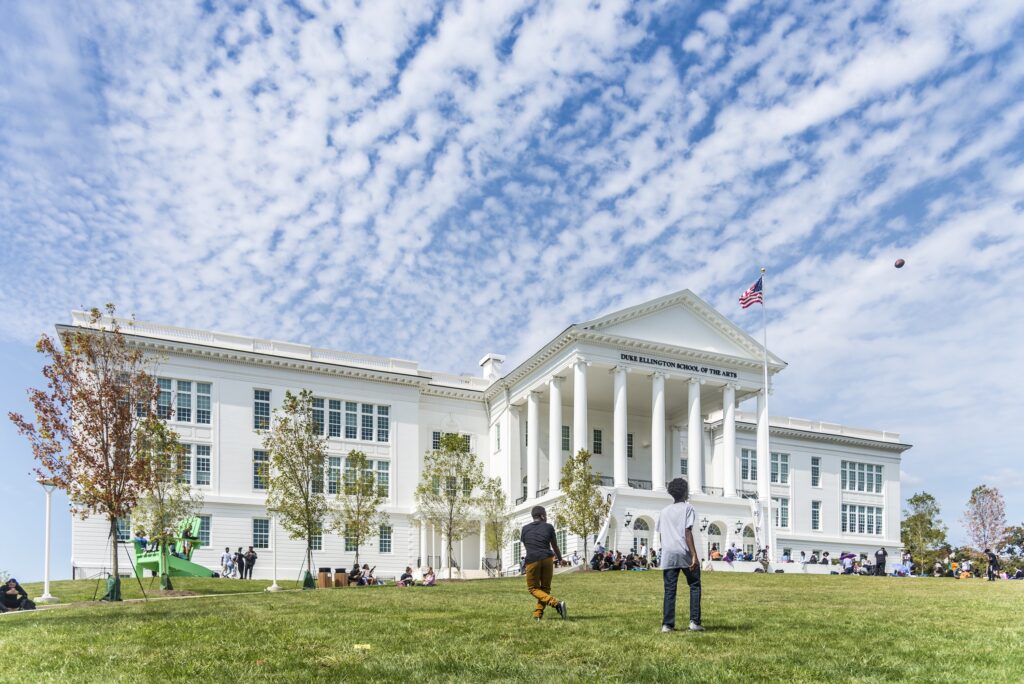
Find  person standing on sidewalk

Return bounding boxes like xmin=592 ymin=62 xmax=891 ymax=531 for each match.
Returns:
xmin=657 ymin=478 xmax=703 ymax=632
xmin=520 ymin=505 xmax=567 ymax=621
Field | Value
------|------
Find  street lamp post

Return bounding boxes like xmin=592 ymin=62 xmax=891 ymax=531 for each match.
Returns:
xmin=266 ymin=515 xmax=282 ymax=592
xmin=36 ymin=478 xmax=59 ymax=604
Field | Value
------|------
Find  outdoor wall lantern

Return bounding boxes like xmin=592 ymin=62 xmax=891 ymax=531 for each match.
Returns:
xmin=734 ymin=520 xmax=743 ymax=535
xmin=623 ymin=511 xmax=633 ymax=528
xmin=700 ymin=517 xmax=709 ymax=532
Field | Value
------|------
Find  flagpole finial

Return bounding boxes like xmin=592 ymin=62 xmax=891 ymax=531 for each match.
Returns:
xmin=760 ymin=267 xmax=766 ymax=274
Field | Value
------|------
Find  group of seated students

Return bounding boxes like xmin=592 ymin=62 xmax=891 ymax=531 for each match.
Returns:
xmin=132 ymin=529 xmax=197 ymax=560
xmin=346 ymin=564 xmax=384 ymax=586
xmin=1 ymin=578 xmax=32 ymax=612
xmin=588 ymin=549 xmax=658 ymax=571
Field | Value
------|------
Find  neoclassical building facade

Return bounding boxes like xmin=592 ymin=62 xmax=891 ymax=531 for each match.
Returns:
xmin=68 ymin=290 xmax=908 ymax=579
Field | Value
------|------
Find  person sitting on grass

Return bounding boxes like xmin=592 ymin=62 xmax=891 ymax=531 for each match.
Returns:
xmin=1 ymin=578 xmax=30 ymax=612
xmin=590 ymin=551 xmax=602 ymax=571
xmin=710 ymin=544 xmax=722 ymax=561
xmin=399 ymin=567 xmax=415 ymax=587
xmin=808 ymin=553 xmax=818 ymax=564
xmin=422 ymin=566 xmax=437 ymax=586
xmin=347 ymin=566 xmax=362 ymax=586
xmin=820 ymin=552 xmax=830 ymax=565
xmin=359 ymin=564 xmax=372 ymax=586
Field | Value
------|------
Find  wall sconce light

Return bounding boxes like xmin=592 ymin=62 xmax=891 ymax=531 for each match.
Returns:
xmin=623 ymin=511 xmax=633 ymax=528
xmin=700 ymin=517 xmax=709 ymax=532
xmin=735 ymin=520 xmax=743 ymax=535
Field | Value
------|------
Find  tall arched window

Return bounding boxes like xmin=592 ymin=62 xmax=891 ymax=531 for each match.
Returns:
xmin=633 ymin=518 xmax=650 ymax=531
xmin=707 ymin=523 xmax=721 ymax=536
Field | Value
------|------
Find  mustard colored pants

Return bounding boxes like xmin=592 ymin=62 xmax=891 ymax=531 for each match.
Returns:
xmin=525 ymin=557 xmax=559 ymax=618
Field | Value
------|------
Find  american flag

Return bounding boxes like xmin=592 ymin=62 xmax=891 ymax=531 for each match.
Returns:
xmin=739 ymin=276 xmax=763 ymax=309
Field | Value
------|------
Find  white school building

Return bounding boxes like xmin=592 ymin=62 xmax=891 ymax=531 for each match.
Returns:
xmin=68 ymin=289 xmax=909 ymax=580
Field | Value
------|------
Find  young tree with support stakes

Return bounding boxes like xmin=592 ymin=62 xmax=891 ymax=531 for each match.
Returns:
xmin=332 ymin=449 xmax=388 ymax=569
xmin=479 ymin=477 xmax=512 ymax=573
xmin=555 ymin=449 xmax=609 ymax=565
xmin=9 ymin=305 xmax=165 ymax=601
xmin=262 ymin=389 xmax=330 ymax=588
xmin=901 ymin=492 xmax=948 ymax=575
xmin=962 ymin=485 xmax=1007 ymax=553
xmin=415 ymin=433 xmax=484 ymax=579
xmin=134 ymin=420 xmax=202 ymax=590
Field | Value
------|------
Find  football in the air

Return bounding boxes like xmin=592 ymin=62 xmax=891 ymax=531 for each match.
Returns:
xmin=894 ymin=258 xmax=905 ymax=268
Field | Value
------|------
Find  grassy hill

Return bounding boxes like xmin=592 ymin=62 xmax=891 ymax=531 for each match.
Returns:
xmin=3 ymin=571 xmax=1023 ymax=682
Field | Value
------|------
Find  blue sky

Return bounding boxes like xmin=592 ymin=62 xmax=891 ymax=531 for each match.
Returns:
xmin=2 ymin=0 xmax=1023 ymax=581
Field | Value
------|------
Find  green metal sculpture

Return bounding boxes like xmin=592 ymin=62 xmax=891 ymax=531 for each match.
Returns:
xmin=134 ymin=516 xmax=215 ymax=589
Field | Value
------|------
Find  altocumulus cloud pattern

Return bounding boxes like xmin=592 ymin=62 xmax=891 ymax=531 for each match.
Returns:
xmin=2 ymin=1 xmax=1024 ymax=519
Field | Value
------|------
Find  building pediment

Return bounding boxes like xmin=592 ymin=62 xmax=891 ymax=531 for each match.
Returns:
xmin=580 ymin=289 xmax=785 ymax=367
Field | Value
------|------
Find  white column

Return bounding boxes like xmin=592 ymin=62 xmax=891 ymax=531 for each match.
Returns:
xmin=756 ymin=390 xmax=772 ymax=552
xmin=479 ymin=520 xmax=487 ymax=570
xmin=671 ymin=425 xmax=683 ymax=478
xmin=651 ymin=372 xmax=666 ymax=492
xmin=573 ymin=358 xmax=589 ymax=455
xmin=527 ymin=392 xmax=540 ymax=499
xmin=722 ymin=383 xmax=737 ymax=498
xmin=613 ymin=365 xmax=628 ymax=488
xmin=419 ymin=522 xmax=428 ymax=567
xmin=440 ymin=532 xmax=449 ymax=576
xmin=687 ymin=379 xmax=703 ymax=494
xmin=548 ymin=376 xmax=564 ymax=492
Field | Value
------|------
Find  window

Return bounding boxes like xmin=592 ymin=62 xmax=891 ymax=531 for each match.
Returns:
xmin=157 ymin=378 xmax=172 ymax=419
xmin=345 ymin=402 xmax=358 ymax=439
xmin=196 ymin=445 xmax=211 ymax=486
xmin=116 ymin=516 xmax=132 ymax=542
xmin=196 ymin=383 xmax=211 ymax=424
xmin=773 ymin=497 xmax=789 ymax=528
xmin=178 ymin=444 xmax=192 ymax=484
xmin=627 ymin=433 xmax=634 ymax=458
xmin=198 ymin=515 xmax=211 ymax=546
xmin=432 ymin=431 xmax=470 ymax=451
xmin=377 ymin=405 xmax=390 ymax=442
xmin=513 ymin=532 xmax=521 ymax=564
xmin=328 ymin=456 xmax=341 ymax=495
xmin=312 ymin=398 xmax=325 ymax=435
xmin=253 ymin=450 xmax=269 ymax=490
xmin=345 ymin=526 xmax=357 ymax=552
xmin=328 ymin=400 xmax=342 ymax=437
xmin=842 ymin=504 xmax=883 ymax=535
xmin=771 ymin=452 xmax=789 ymax=484
xmin=310 ymin=532 xmax=322 ymax=551
xmin=557 ymin=529 xmax=567 ymax=552
xmin=741 ymin=446 xmax=757 ymax=479
xmin=593 ymin=429 xmax=602 ymax=455
xmin=811 ymin=456 xmax=821 ymax=487
xmin=841 ymin=461 xmax=883 ymax=493
xmin=561 ymin=425 xmax=570 ymax=452
xmin=254 ymin=389 xmax=271 ymax=430
xmin=176 ymin=381 xmax=192 ymax=422
xmin=376 ymin=461 xmax=390 ymax=498
xmin=252 ymin=519 xmax=270 ymax=549
xmin=311 ymin=461 xmax=324 ymax=494
xmin=811 ymin=501 xmax=821 ymax=531
xmin=361 ymin=404 xmax=374 ymax=441
xmin=379 ymin=525 xmax=393 ymax=553
xmin=679 ymin=457 xmax=688 ymax=476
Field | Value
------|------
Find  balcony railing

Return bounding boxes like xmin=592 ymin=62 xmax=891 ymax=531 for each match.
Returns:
xmin=738 ymin=489 xmax=758 ymax=499
xmin=537 ymin=486 xmax=549 ymax=497
xmin=702 ymin=486 xmax=724 ymax=496
xmin=628 ymin=479 xmax=652 ymax=490
xmin=515 ymin=494 xmax=527 ymax=505
xmin=598 ymin=476 xmax=614 ymax=486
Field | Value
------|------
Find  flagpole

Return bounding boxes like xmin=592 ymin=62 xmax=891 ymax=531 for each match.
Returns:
xmin=759 ymin=267 xmax=774 ymax=562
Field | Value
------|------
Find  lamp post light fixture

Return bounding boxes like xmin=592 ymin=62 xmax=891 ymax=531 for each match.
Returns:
xmin=700 ymin=517 xmax=709 ymax=532
xmin=36 ymin=478 xmax=59 ymax=604
xmin=735 ymin=520 xmax=743 ymax=535
xmin=265 ymin=515 xmax=282 ymax=592
xmin=623 ymin=511 xmax=633 ymax=528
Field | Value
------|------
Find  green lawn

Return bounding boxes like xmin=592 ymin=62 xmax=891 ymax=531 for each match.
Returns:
xmin=3 ymin=571 xmax=1023 ymax=682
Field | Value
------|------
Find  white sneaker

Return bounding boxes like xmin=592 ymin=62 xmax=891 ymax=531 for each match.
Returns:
xmin=661 ymin=625 xmax=674 ymax=633
xmin=689 ymin=621 xmax=705 ymax=632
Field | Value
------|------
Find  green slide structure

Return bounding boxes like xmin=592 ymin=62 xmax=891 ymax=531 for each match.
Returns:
xmin=134 ymin=516 xmax=216 ymax=585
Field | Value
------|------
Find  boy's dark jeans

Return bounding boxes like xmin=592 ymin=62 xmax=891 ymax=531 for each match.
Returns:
xmin=663 ymin=565 xmax=701 ymax=628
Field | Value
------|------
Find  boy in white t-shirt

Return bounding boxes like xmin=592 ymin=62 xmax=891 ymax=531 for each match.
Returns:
xmin=656 ymin=478 xmax=703 ymax=632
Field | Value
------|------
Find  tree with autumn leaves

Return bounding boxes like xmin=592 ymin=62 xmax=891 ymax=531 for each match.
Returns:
xmin=9 ymin=305 xmax=170 ymax=600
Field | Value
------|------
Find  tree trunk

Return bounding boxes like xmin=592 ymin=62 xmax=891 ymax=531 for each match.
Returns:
xmin=104 ymin=516 xmax=123 ymax=601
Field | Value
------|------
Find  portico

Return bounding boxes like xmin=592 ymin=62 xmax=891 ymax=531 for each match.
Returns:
xmin=493 ymin=290 xmax=787 ymax=553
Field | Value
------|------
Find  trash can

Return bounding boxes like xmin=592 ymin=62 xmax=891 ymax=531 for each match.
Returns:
xmin=317 ymin=567 xmax=332 ymax=589
xmin=334 ymin=568 xmax=347 ymax=587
